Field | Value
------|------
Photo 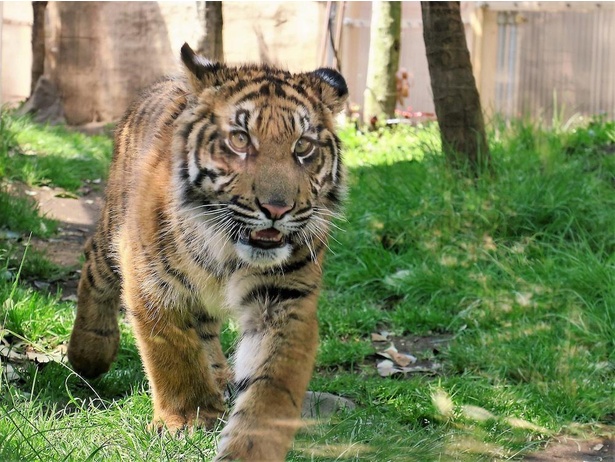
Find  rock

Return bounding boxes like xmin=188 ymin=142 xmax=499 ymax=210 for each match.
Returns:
xmin=16 ymin=76 xmax=66 ymax=125
xmin=301 ymin=391 xmax=356 ymax=419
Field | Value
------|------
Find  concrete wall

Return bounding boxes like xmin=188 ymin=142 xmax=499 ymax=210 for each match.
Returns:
xmin=0 ymin=2 xmax=32 ymax=106
xmin=223 ymin=1 xmax=326 ymax=71
xmin=46 ymin=1 xmax=205 ymax=124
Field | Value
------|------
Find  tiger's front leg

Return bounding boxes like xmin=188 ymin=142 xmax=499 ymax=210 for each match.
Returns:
xmin=215 ymin=290 xmax=319 ymax=462
xmin=123 ymin=271 xmax=229 ymax=433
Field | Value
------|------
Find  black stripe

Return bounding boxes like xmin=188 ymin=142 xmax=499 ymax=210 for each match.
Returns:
xmin=194 ymin=167 xmax=220 ymax=187
xmin=235 ymin=89 xmax=305 ymax=109
xmin=235 ymin=109 xmax=250 ymax=128
xmin=235 ymin=375 xmax=274 ymax=394
xmin=259 ymin=83 xmax=270 ymax=97
xmin=82 ymin=326 xmax=118 ymax=337
xmin=177 ymin=224 xmax=227 ymax=277
xmin=195 ymin=311 xmax=217 ymax=324
xmin=179 ymin=159 xmax=190 ymax=180
xmin=243 ymin=285 xmax=313 ymax=306
xmin=216 ymin=173 xmax=238 ymax=191
xmin=274 ymin=82 xmax=286 ymax=98
xmin=234 ymin=375 xmax=298 ymax=409
xmin=131 ymin=96 xmax=159 ymax=130
xmin=198 ymin=332 xmax=218 ymax=342
xmin=154 ymin=216 xmax=197 ymax=293
xmin=229 ymin=78 xmax=249 ymax=94
xmin=177 ymin=117 xmax=198 ymax=142
xmin=294 ymin=205 xmax=312 ymax=216
xmin=180 ymin=183 xmax=211 ymax=207
xmin=229 ymin=198 xmax=257 ymax=216
xmin=205 ymin=128 xmax=219 ymax=146
xmin=291 ymin=83 xmax=308 ymax=97
xmin=85 ymin=262 xmax=119 ymax=295
xmin=164 ymin=101 xmax=186 ymax=126
xmin=193 ymin=123 xmax=211 ymax=170
xmin=326 ymin=184 xmax=343 ymax=205
xmin=92 ymin=254 xmax=120 ymax=286
xmin=86 ymin=265 xmax=96 ymax=289
xmin=277 ymin=242 xmax=324 ymax=274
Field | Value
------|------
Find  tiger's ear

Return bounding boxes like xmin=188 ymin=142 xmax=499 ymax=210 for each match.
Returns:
xmin=309 ymin=68 xmax=349 ymax=114
xmin=180 ymin=43 xmax=226 ymax=93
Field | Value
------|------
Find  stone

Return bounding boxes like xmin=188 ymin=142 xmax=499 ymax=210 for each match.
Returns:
xmin=301 ymin=391 xmax=356 ymax=419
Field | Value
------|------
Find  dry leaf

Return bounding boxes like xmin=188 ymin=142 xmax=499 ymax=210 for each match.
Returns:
xmin=371 ymin=333 xmax=388 ymax=342
xmin=0 ymin=345 xmax=25 ymax=362
xmin=25 ymin=345 xmax=67 ymax=364
xmin=377 ymin=358 xmax=441 ymax=378
xmin=376 ymin=343 xmax=417 ymax=367
xmin=377 ymin=360 xmax=401 ymax=377
xmin=1 ymin=363 xmax=21 ymax=383
xmin=383 ymin=344 xmax=417 ymax=367
xmin=61 ymin=294 xmax=78 ymax=302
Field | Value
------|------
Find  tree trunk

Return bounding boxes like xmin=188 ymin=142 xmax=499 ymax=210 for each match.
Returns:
xmin=363 ymin=1 xmax=401 ymax=125
xmin=421 ymin=1 xmax=490 ymax=173
xmin=198 ymin=1 xmax=224 ymax=62
xmin=31 ymin=1 xmax=48 ymax=95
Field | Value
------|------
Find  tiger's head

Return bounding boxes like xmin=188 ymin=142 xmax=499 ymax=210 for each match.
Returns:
xmin=173 ymin=44 xmax=348 ymax=268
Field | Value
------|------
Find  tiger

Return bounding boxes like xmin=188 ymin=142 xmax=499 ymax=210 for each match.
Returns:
xmin=66 ymin=43 xmax=348 ymax=461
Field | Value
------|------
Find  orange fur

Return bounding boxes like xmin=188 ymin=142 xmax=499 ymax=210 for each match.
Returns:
xmin=67 ymin=44 xmax=347 ymax=461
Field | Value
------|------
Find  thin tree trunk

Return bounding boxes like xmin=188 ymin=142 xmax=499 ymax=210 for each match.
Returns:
xmin=31 ymin=1 xmax=48 ymax=95
xmin=421 ymin=1 xmax=490 ymax=173
xmin=198 ymin=1 xmax=224 ymax=62
xmin=363 ymin=1 xmax=401 ymax=125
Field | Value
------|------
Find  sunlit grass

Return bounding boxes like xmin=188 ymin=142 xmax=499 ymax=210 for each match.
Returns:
xmin=0 ymin=110 xmax=112 ymax=192
xmin=1 ymin=111 xmax=614 ymax=460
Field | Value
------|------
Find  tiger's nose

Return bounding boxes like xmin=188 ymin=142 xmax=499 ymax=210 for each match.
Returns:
xmin=259 ymin=200 xmax=294 ymax=220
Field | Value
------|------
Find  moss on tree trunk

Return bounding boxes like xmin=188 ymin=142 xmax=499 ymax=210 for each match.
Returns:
xmin=363 ymin=1 xmax=401 ymax=125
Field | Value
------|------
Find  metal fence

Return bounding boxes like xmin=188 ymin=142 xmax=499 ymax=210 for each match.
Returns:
xmin=495 ymin=7 xmax=615 ymax=122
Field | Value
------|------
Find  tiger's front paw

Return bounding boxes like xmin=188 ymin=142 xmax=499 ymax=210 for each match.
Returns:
xmin=149 ymin=408 xmax=224 ymax=435
xmin=214 ymin=426 xmax=288 ymax=462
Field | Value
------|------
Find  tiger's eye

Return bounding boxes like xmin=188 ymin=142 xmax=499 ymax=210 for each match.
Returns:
xmin=230 ymin=131 xmax=250 ymax=151
xmin=294 ymin=138 xmax=313 ymax=156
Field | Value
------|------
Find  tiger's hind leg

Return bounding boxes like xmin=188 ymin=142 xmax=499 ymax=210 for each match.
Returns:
xmin=67 ymin=235 xmax=121 ymax=379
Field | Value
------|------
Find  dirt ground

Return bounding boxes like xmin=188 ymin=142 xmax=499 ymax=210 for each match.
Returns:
xmin=21 ymin=184 xmax=104 ymax=298
xmin=21 ymin=185 xmax=615 ymax=462
xmin=523 ymin=437 xmax=613 ymax=462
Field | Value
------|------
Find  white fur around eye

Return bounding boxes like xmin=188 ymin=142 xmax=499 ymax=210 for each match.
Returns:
xmin=188 ymin=148 xmax=200 ymax=181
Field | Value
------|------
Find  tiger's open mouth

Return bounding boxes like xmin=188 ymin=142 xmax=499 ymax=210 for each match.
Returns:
xmin=240 ymin=228 xmax=287 ymax=250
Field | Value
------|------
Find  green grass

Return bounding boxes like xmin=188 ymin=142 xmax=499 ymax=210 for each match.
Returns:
xmin=1 ymin=111 xmax=614 ymax=460
xmin=0 ymin=108 xmax=112 ymax=287
xmin=0 ymin=110 xmax=112 ymax=192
